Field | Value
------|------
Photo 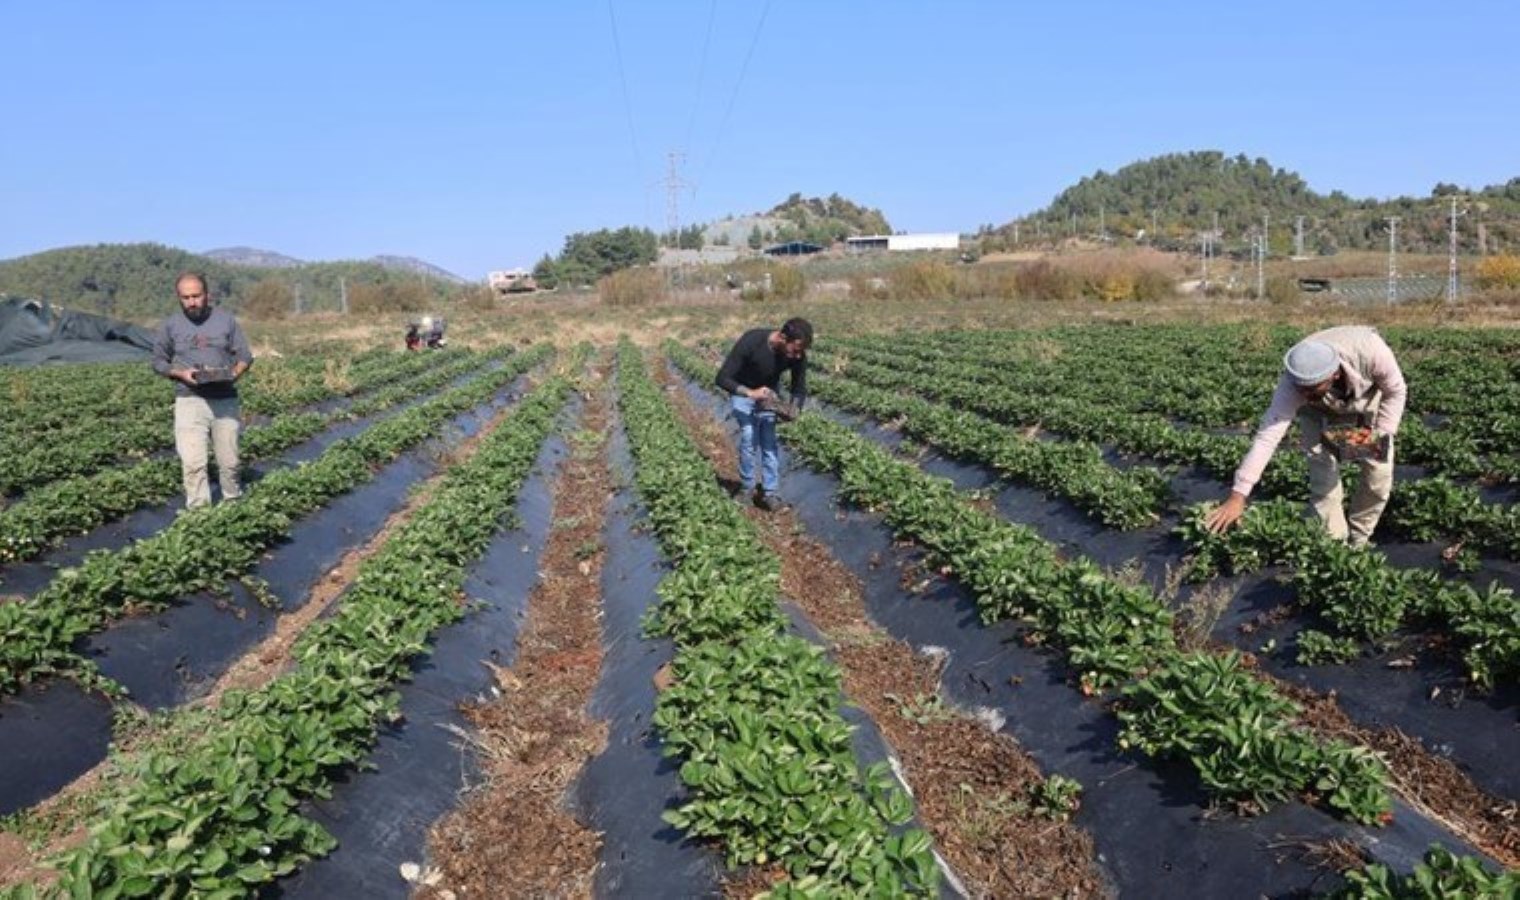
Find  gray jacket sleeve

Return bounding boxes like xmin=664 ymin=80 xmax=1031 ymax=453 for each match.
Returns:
xmin=151 ymin=318 xmax=175 ymax=377
xmin=229 ymin=316 xmax=254 ymax=367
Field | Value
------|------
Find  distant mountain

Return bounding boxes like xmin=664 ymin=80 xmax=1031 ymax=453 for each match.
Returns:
xmin=203 ymin=247 xmax=466 ymax=283
xmin=993 ymin=150 xmax=1520 ymax=255
xmin=203 ymin=246 xmax=305 ymax=268
xmin=371 ymin=255 xmax=466 ymax=284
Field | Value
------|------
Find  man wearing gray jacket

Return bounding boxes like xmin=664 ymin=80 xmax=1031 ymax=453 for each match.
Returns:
xmin=151 ymin=272 xmax=253 ymax=508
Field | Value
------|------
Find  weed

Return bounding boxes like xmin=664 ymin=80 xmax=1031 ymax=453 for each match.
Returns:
xmin=1030 ymin=774 xmax=1083 ymax=822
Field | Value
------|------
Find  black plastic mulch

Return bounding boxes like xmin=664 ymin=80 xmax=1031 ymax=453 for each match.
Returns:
xmin=0 ymin=386 xmax=524 ymax=817
xmin=272 ymin=414 xmax=569 ymax=898
xmin=570 ymin=408 xmax=724 ymax=898
xmin=673 ymin=372 xmax=1498 ymax=897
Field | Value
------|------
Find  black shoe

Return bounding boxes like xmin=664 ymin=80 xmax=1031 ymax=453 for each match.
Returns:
xmin=754 ymin=490 xmax=783 ymax=512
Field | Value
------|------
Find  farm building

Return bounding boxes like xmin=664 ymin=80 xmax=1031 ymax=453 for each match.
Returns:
xmin=846 ymin=232 xmax=961 ymax=252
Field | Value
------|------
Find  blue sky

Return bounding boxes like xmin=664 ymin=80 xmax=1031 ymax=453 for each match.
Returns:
xmin=2 ymin=1 xmax=1515 ymax=279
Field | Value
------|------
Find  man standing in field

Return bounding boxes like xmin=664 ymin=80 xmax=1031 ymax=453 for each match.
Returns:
xmin=1204 ymin=325 xmax=1406 ymax=546
xmin=151 ymin=272 xmax=254 ymax=509
xmin=716 ymin=317 xmax=812 ymax=511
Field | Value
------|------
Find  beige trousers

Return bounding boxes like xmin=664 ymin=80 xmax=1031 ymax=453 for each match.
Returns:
xmin=1298 ymin=408 xmax=1394 ymax=546
xmin=174 ymin=395 xmax=242 ymax=508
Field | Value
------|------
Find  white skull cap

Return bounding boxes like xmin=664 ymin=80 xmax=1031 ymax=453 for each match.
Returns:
xmin=1283 ymin=339 xmax=1338 ymax=386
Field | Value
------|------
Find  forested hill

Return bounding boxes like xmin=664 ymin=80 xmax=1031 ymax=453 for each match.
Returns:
xmin=998 ymin=151 xmax=1520 ymax=254
xmin=766 ymin=193 xmax=893 ymax=244
xmin=0 ymin=243 xmax=467 ymax=320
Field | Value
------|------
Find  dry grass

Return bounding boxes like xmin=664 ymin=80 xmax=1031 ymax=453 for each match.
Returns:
xmin=243 ymin=286 xmax=1519 ymax=358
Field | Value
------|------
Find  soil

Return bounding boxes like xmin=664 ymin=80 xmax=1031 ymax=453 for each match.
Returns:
xmin=655 ymin=358 xmax=1109 ymax=898
xmin=421 ymin=364 xmax=612 ymax=898
xmin=1244 ymin=656 xmax=1520 ymax=870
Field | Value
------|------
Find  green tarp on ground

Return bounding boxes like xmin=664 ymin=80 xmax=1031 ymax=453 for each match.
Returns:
xmin=0 ymin=297 xmax=155 ymax=366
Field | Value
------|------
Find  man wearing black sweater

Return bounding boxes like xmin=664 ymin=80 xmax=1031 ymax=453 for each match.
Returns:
xmin=715 ymin=317 xmax=812 ymax=511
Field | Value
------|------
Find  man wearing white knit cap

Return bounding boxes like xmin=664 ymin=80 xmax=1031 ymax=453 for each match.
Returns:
xmin=1204 ymin=325 xmax=1406 ymax=546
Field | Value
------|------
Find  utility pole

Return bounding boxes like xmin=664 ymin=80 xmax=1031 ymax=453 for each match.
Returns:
xmin=1200 ymin=230 xmax=1212 ymax=292
xmin=1295 ymin=215 xmax=1306 ymax=258
xmin=1447 ymin=196 xmax=1462 ymax=302
xmin=1099 ymin=203 xmax=1107 ymax=242
xmin=339 ymin=277 xmax=348 ymax=315
xmin=293 ymin=282 xmax=303 ymax=315
xmin=1255 ymin=228 xmax=1265 ymax=300
xmin=660 ymin=151 xmax=690 ymax=249
xmin=1013 ymin=221 xmax=1020 ymax=245
xmin=1385 ymin=217 xmax=1401 ymax=305
xmin=1150 ymin=209 xmax=1157 ymax=241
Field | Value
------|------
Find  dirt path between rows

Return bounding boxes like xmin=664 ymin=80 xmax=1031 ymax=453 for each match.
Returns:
xmin=1255 ymin=662 xmax=1520 ymax=869
xmin=654 ymin=359 xmax=1108 ymax=898
xmin=420 ymin=364 xmax=611 ymax=898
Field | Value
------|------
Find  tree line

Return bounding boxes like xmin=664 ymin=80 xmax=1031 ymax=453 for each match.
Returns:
xmin=0 ymin=243 xmax=474 ymax=321
xmin=981 ymin=151 xmax=1520 ymax=256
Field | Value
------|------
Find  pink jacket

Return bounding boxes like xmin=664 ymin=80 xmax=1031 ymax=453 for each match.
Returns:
xmin=1232 ymin=326 xmax=1407 ymax=497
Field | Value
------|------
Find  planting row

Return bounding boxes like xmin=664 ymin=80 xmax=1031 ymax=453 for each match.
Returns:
xmin=820 ymin=344 xmax=1519 ymax=558
xmin=667 ymin=342 xmax=1167 ymax=529
xmin=0 ymin=348 xmax=445 ymax=497
xmin=0 ymin=348 xmax=508 ymax=565
xmin=0 ymin=344 xmax=553 ymax=698
xmin=1179 ymin=498 xmax=1520 ymax=689
xmin=617 ymin=340 xmax=939 ymax=897
xmin=842 ymin=326 xmax=1520 ymax=484
xmin=0 ymin=367 xmax=575 ymax=897
xmin=776 ymin=412 xmax=1394 ymax=825
xmin=812 ymin=346 xmax=1310 ymax=500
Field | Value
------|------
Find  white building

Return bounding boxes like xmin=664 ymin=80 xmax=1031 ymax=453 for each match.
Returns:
xmin=845 ymin=233 xmax=961 ymax=253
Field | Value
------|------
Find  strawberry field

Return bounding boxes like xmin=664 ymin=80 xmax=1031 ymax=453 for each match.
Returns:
xmin=0 ymin=322 xmax=1516 ymax=897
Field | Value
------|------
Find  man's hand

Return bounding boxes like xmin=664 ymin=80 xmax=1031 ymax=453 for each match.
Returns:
xmin=748 ymin=386 xmax=776 ymax=401
xmin=1203 ymin=492 xmax=1248 ymax=535
xmin=169 ymin=367 xmax=198 ymax=386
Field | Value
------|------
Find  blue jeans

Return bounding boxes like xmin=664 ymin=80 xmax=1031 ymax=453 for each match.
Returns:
xmin=730 ymin=395 xmax=780 ymax=493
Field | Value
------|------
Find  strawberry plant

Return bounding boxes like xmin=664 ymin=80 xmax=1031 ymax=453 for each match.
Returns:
xmin=763 ymin=406 xmax=1390 ymax=824
xmin=22 ymin=360 xmax=578 ymax=895
xmin=620 ymin=341 xmax=938 ymax=895
xmin=1332 ymin=845 xmax=1519 ymax=898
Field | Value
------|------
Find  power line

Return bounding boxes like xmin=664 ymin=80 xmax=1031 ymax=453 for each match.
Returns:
xmin=695 ymin=0 xmax=773 ymax=193
xmin=606 ymin=0 xmax=643 ymax=176
xmin=682 ymin=0 xmax=718 ymax=156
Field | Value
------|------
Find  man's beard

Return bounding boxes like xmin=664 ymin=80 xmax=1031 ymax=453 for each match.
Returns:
xmin=184 ymin=306 xmax=211 ymax=324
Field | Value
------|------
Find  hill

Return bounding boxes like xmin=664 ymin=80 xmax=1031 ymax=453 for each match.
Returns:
xmin=371 ymin=254 xmax=467 ymax=284
xmin=697 ymin=193 xmax=893 ymax=251
xmin=0 ymin=243 xmax=470 ymax=321
xmin=993 ymin=151 xmax=1520 ymax=256
xmin=203 ymin=246 xmax=304 ymax=269
xmin=204 ymin=247 xmax=465 ymax=283
xmin=766 ymin=193 xmax=892 ymax=246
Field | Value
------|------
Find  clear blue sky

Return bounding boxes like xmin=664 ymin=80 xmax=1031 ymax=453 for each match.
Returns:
xmin=3 ymin=1 xmax=1515 ymax=279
